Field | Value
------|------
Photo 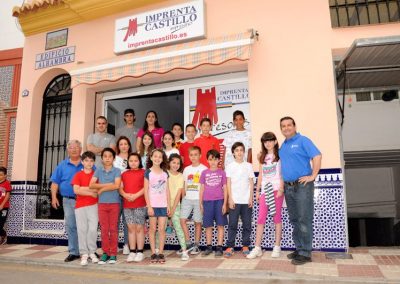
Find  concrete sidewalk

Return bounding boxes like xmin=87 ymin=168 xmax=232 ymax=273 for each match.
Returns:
xmin=0 ymin=244 xmax=399 ymax=283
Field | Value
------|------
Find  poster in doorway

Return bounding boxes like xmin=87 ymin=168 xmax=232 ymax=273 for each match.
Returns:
xmin=189 ymin=81 xmax=251 ymax=141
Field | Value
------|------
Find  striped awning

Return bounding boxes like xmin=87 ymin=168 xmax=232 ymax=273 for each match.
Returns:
xmin=70 ymin=31 xmax=254 ymax=88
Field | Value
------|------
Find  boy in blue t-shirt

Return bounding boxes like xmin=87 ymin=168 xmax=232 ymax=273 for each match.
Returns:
xmin=90 ymin=148 xmax=121 ymax=265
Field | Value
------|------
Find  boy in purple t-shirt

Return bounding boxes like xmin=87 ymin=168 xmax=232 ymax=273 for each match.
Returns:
xmin=199 ymin=149 xmax=227 ymax=257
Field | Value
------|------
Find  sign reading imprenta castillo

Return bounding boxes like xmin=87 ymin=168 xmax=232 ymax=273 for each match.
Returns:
xmin=35 ymin=46 xmax=75 ymax=69
xmin=114 ymin=0 xmax=205 ymax=54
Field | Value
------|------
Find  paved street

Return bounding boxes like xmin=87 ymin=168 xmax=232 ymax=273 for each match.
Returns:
xmin=0 ymin=244 xmax=400 ymax=283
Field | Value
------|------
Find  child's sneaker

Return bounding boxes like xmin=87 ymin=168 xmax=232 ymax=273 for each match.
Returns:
xmin=98 ymin=253 xmax=109 ymax=265
xmin=215 ymin=246 xmax=223 ymax=257
xmin=190 ymin=245 xmax=200 ymax=255
xmin=201 ymin=245 xmax=213 ymax=257
xmin=0 ymin=235 xmax=7 ymax=245
xmin=122 ymin=244 xmax=130 ymax=255
xmin=181 ymin=250 xmax=189 ymax=261
xmin=126 ymin=252 xmax=136 ymax=262
xmin=134 ymin=252 xmax=144 ymax=262
xmin=242 ymin=246 xmax=250 ymax=256
xmin=176 ymin=248 xmax=183 ymax=255
xmin=271 ymin=246 xmax=281 ymax=258
xmin=224 ymin=247 xmax=234 ymax=258
xmin=108 ymin=255 xmax=117 ymax=264
xmin=89 ymin=253 xmax=99 ymax=263
xmin=247 ymin=246 xmax=262 ymax=259
xmin=80 ymin=254 xmax=89 ymax=266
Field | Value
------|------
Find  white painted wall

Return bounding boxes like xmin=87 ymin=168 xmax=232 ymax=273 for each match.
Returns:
xmin=340 ymin=94 xmax=400 ymax=151
xmin=0 ymin=0 xmax=24 ymax=50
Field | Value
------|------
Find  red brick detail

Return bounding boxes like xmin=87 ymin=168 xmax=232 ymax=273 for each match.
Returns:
xmin=338 ymin=264 xmax=384 ymax=278
xmin=11 ymin=63 xmax=21 ymax=107
xmin=373 ymin=255 xmax=400 ymax=265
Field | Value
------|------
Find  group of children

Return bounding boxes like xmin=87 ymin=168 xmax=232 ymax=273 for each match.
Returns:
xmin=70 ymin=111 xmax=285 ymax=266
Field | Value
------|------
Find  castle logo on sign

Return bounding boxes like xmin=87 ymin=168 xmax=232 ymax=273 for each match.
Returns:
xmin=115 ymin=0 xmax=205 ymax=54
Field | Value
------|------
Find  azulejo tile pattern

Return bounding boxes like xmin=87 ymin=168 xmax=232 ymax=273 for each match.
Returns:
xmin=0 ymin=65 xmax=14 ymax=106
xmin=6 ymin=169 xmax=346 ymax=251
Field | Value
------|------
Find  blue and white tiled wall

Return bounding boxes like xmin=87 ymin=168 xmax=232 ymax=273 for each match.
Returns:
xmin=6 ymin=169 xmax=347 ymax=251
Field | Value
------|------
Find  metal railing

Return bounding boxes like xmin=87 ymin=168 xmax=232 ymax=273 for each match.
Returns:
xmin=329 ymin=0 xmax=400 ymax=27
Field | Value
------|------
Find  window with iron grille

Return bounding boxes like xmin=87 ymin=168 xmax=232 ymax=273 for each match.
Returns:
xmin=329 ymin=0 xmax=400 ymax=27
xmin=36 ymin=74 xmax=72 ymax=219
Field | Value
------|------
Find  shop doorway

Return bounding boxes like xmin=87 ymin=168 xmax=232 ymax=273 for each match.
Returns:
xmin=105 ymin=90 xmax=184 ymax=136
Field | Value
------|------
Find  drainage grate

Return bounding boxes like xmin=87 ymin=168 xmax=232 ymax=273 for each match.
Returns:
xmin=325 ymin=252 xmax=353 ymax=259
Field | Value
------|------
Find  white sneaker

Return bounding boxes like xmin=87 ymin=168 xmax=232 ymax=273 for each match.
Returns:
xmin=127 ymin=252 xmax=136 ymax=262
xmin=89 ymin=253 xmax=99 ymax=263
xmin=181 ymin=251 xmax=189 ymax=261
xmin=271 ymin=246 xmax=281 ymax=258
xmin=80 ymin=254 xmax=88 ymax=266
xmin=246 ymin=246 xmax=263 ymax=259
xmin=134 ymin=252 xmax=144 ymax=262
xmin=123 ymin=244 xmax=130 ymax=255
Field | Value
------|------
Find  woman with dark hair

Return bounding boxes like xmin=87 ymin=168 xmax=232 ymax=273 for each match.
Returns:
xmin=136 ymin=110 xmax=164 ymax=150
xmin=114 ymin=136 xmax=132 ymax=173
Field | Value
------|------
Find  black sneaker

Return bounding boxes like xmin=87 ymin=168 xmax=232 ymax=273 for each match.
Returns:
xmin=291 ymin=254 xmax=312 ymax=265
xmin=150 ymin=254 xmax=158 ymax=263
xmin=286 ymin=250 xmax=298 ymax=260
xmin=214 ymin=247 xmax=223 ymax=257
xmin=64 ymin=254 xmax=80 ymax=262
xmin=201 ymin=246 xmax=213 ymax=257
xmin=0 ymin=235 xmax=6 ymax=245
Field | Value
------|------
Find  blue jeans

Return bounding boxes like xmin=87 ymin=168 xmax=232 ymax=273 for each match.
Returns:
xmin=284 ymin=182 xmax=314 ymax=257
xmin=63 ymin=197 xmax=79 ymax=255
xmin=227 ymin=204 xmax=252 ymax=248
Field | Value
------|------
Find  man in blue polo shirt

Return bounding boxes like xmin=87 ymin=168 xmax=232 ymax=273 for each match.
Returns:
xmin=279 ymin=117 xmax=322 ymax=265
xmin=50 ymin=140 xmax=83 ymax=262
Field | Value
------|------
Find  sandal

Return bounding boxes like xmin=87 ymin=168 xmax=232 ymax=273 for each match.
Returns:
xmin=158 ymin=254 xmax=165 ymax=264
xmin=150 ymin=253 xmax=158 ymax=263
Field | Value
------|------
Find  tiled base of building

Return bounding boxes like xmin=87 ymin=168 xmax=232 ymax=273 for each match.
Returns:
xmin=6 ymin=169 xmax=347 ymax=251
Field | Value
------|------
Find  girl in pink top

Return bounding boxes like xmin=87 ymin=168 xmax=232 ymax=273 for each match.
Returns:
xmin=144 ymin=149 xmax=170 ymax=264
xmin=136 ymin=110 xmax=164 ymax=149
xmin=247 ymin=132 xmax=284 ymax=259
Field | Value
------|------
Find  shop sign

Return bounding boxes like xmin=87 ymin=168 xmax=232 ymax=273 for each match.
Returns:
xmin=114 ymin=0 xmax=205 ymax=54
xmin=35 ymin=46 xmax=75 ymax=70
xmin=189 ymin=81 xmax=251 ymax=138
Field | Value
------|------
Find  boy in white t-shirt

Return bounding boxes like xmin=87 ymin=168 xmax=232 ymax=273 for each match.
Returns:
xmin=222 ymin=110 xmax=252 ymax=168
xmin=225 ymin=142 xmax=255 ymax=257
xmin=180 ymin=146 xmax=207 ymax=255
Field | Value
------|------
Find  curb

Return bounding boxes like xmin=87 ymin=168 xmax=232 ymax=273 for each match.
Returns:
xmin=0 ymin=256 xmax=397 ymax=283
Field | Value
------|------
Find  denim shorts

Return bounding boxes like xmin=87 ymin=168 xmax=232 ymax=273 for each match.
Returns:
xmin=149 ymin=207 xmax=168 ymax=217
xmin=202 ymin=199 xmax=227 ymax=227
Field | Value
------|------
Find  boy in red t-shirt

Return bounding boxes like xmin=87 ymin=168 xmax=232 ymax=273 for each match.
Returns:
xmin=193 ymin=118 xmax=220 ymax=167
xmin=71 ymin=151 xmax=99 ymax=266
xmin=0 ymin=167 xmax=12 ymax=245
xmin=179 ymin=124 xmax=197 ymax=169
